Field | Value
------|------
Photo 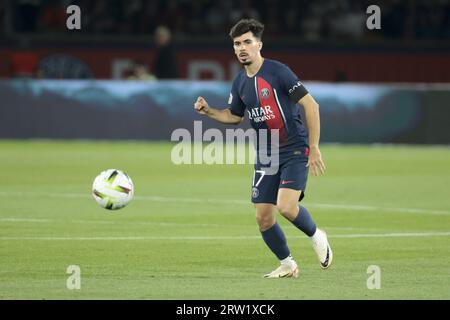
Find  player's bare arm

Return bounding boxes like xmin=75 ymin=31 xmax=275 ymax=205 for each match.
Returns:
xmin=299 ymin=94 xmax=326 ymax=176
xmin=194 ymin=96 xmax=243 ymax=124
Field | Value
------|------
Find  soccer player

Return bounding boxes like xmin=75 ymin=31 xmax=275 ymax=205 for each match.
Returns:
xmin=194 ymin=19 xmax=332 ymax=278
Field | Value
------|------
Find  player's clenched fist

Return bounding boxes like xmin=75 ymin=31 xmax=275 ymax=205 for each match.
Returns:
xmin=194 ymin=96 xmax=210 ymax=115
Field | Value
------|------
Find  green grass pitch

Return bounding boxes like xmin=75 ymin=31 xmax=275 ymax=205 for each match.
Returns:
xmin=0 ymin=140 xmax=449 ymax=299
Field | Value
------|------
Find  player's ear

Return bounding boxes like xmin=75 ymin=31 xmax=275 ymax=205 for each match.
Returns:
xmin=259 ymin=41 xmax=263 ymax=51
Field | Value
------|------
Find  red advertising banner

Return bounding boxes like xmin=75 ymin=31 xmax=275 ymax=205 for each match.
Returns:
xmin=1 ymin=47 xmax=449 ymax=82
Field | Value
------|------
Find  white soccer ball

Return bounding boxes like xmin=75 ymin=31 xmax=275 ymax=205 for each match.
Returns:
xmin=92 ymin=169 xmax=134 ymax=210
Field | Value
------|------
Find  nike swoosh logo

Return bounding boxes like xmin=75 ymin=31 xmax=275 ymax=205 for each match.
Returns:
xmin=281 ymin=180 xmax=296 ymax=184
xmin=321 ymin=247 xmax=330 ymax=268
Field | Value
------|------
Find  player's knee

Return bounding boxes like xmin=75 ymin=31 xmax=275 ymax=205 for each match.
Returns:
xmin=276 ymin=203 xmax=297 ymax=218
xmin=255 ymin=212 xmax=275 ymax=230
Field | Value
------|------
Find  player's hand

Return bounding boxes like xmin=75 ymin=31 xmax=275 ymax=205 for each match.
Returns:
xmin=306 ymin=146 xmax=326 ymax=176
xmin=194 ymin=96 xmax=210 ymax=115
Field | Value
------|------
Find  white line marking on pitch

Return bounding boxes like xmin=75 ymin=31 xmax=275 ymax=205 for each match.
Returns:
xmin=0 ymin=232 xmax=449 ymax=241
xmin=0 ymin=217 xmax=369 ymax=231
xmin=0 ymin=191 xmax=449 ymax=216
xmin=0 ymin=217 xmax=234 ymax=228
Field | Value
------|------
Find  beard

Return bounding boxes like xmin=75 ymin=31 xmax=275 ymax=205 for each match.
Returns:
xmin=238 ymin=53 xmax=252 ymax=66
xmin=240 ymin=57 xmax=252 ymax=66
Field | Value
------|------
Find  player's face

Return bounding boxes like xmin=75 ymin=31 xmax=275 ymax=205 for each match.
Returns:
xmin=233 ymin=32 xmax=262 ymax=66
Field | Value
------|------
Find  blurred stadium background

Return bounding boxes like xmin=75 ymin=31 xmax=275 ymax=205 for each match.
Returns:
xmin=0 ymin=0 xmax=449 ymax=300
xmin=1 ymin=0 xmax=450 ymax=142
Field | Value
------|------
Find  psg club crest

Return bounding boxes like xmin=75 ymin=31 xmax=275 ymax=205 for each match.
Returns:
xmin=252 ymin=187 xmax=259 ymax=198
xmin=260 ymin=88 xmax=270 ymax=99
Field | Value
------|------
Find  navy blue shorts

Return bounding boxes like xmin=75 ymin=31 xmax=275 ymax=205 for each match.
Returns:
xmin=251 ymin=148 xmax=309 ymax=205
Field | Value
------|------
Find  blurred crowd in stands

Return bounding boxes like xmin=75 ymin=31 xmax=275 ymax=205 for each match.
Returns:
xmin=1 ymin=0 xmax=449 ymax=41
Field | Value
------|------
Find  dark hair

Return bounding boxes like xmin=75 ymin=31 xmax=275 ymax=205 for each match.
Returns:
xmin=229 ymin=19 xmax=265 ymax=40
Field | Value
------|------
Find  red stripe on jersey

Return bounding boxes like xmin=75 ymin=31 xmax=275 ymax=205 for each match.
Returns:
xmin=256 ymin=77 xmax=288 ymax=144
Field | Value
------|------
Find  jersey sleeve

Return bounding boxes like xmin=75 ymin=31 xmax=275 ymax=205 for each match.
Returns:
xmin=228 ymin=80 xmax=245 ymax=117
xmin=279 ymin=64 xmax=309 ymax=103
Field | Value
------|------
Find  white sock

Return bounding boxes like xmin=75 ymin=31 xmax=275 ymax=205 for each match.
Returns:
xmin=280 ymin=255 xmax=297 ymax=269
xmin=309 ymin=228 xmax=323 ymax=243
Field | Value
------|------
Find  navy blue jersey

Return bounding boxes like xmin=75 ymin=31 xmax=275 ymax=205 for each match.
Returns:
xmin=228 ymin=59 xmax=309 ymax=154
